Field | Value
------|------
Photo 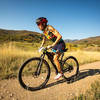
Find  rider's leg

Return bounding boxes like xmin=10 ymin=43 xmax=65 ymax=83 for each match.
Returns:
xmin=53 ymin=52 xmax=63 ymax=80
xmin=53 ymin=53 xmax=62 ymax=73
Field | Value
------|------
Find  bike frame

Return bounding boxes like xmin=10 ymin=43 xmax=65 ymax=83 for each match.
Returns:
xmin=39 ymin=50 xmax=64 ymax=74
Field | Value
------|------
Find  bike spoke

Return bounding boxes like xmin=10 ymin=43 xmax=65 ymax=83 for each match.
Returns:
xmin=19 ymin=58 xmax=50 ymax=90
xmin=63 ymin=56 xmax=79 ymax=79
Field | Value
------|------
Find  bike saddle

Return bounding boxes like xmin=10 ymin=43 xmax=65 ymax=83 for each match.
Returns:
xmin=63 ymin=48 xmax=68 ymax=52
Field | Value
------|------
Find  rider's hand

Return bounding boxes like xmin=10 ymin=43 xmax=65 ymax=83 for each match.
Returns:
xmin=47 ymin=45 xmax=53 ymax=49
xmin=38 ymin=47 xmax=44 ymax=52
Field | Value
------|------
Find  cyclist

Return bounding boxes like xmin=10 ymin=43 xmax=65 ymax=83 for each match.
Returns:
xmin=36 ymin=17 xmax=66 ymax=80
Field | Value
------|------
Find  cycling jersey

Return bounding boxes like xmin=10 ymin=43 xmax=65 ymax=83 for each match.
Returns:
xmin=44 ymin=29 xmax=64 ymax=43
xmin=43 ymin=25 xmax=66 ymax=53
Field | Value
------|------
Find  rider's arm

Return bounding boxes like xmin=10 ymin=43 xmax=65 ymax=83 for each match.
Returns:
xmin=40 ymin=35 xmax=46 ymax=47
xmin=48 ymin=25 xmax=62 ymax=47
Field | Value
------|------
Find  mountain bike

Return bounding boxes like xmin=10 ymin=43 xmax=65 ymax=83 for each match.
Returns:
xmin=18 ymin=47 xmax=79 ymax=91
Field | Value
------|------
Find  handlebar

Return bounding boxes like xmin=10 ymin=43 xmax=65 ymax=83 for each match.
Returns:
xmin=38 ymin=47 xmax=48 ymax=53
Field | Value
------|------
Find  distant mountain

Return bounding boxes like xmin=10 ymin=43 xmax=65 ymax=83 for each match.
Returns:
xmin=0 ymin=28 xmax=43 ymax=43
xmin=73 ymin=36 xmax=100 ymax=45
xmin=64 ymin=39 xmax=78 ymax=43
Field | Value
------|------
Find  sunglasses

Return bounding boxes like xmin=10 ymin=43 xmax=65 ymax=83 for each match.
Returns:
xmin=37 ymin=22 xmax=42 ymax=26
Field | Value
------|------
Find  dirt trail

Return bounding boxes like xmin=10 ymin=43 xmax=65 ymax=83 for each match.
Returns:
xmin=0 ymin=61 xmax=100 ymax=100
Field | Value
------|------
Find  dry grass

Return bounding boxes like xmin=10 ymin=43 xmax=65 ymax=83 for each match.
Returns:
xmin=0 ymin=43 xmax=39 ymax=79
xmin=72 ymin=79 xmax=100 ymax=100
xmin=0 ymin=43 xmax=100 ymax=79
xmin=64 ymin=50 xmax=100 ymax=65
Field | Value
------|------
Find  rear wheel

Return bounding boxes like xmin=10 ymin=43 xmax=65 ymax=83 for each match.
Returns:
xmin=18 ymin=57 xmax=50 ymax=91
xmin=62 ymin=56 xmax=79 ymax=79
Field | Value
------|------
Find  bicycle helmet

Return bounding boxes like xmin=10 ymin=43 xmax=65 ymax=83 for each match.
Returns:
xmin=36 ymin=17 xmax=48 ymax=25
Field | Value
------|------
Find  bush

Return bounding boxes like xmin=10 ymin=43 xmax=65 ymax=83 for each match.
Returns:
xmin=72 ymin=80 xmax=100 ymax=100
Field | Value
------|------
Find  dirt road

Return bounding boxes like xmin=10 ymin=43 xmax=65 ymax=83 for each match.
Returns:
xmin=0 ymin=61 xmax=100 ymax=100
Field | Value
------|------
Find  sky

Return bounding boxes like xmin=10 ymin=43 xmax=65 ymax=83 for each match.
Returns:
xmin=0 ymin=0 xmax=100 ymax=39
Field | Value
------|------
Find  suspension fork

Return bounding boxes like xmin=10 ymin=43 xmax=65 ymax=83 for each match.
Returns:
xmin=35 ymin=54 xmax=45 ymax=76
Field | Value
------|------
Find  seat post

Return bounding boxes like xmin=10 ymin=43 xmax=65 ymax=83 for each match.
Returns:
xmin=60 ymin=52 xmax=64 ymax=61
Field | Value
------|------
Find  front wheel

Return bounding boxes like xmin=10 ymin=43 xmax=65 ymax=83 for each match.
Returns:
xmin=62 ymin=56 xmax=79 ymax=79
xmin=18 ymin=57 xmax=50 ymax=91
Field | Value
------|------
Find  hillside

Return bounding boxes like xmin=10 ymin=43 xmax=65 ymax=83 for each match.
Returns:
xmin=0 ymin=28 xmax=43 ymax=43
xmin=0 ymin=28 xmax=100 ymax=47
xmin=73 ymin=36 xmax=100 ymax=46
